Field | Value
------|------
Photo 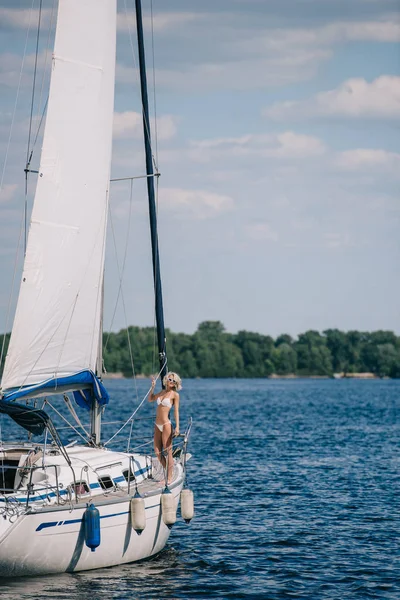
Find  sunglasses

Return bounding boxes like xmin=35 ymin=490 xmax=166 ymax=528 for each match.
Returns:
xmin=167 ymin=378 xmax=176 ymax=383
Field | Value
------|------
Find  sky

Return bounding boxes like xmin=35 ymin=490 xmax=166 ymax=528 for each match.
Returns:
xmin=0 ymin=0 xmax=399 ymax=339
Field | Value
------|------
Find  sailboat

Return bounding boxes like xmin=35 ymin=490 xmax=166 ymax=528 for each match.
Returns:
xmin=0 ymin=0 xmax=193 ymax=577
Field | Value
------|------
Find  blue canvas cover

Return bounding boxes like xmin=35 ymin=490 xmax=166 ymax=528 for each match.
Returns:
xmin=1 ymin=370 xmax=109 ymax=410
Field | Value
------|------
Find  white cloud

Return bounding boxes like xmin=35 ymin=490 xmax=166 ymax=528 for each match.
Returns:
xmin=117 ymin=11 xmax=201 ymax=33
xmin=264 ymin=76 xmax=400 ymax=119
xmin=273 ymin=132 xmax=326 ymax=158
xmin=0 ymin=8 xmax=53 ymax=29
xmin=113 ymin=111 xmax=142 ymax=138
xmin=0 ymin=183 xmax=18 ymax=204
xmin=335 ymin=148 xmax=400 ymax=172
xmin=151 ymin=52 xmax=330 ymax=92
xmin=324 ymin=232 xmax=352 ymax=249
xmin=246 ymin=222 xmax=279 ymax=242
xmin=3 ymin=8 xmax=398 ymax=94
xmin=141 ymin=16 xmax=399 ymax=92
xmin=113 ymin=111 xmax=177 ymax=140
xmin=159 ymin=188 xmax=234 ymax=220
xmin=189 ymin=131 xmax=326 ymax=162
xmin=332 ymin=19 xmax=400 ymax=43
xmin=364 ymin=192 xmax=400 ymax=213
xmin=0 ymin=52 xmax=29 ymax=88
xmin=0 ymin=50 xmax=51 ymax=88
xmin=1 ymin=7 xmax=199 ymax=33
xmin=233 ymin=18 xmax=399 ymax=56
xmin=312 ymin=18 xmax=400 ymax=44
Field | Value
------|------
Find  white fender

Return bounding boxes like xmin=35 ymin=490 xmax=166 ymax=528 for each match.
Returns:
xmin=180 ymin=488 xmax=194 ymax=522
xmin=130 ymin=496 xmax=146 ymax=532
xmin=161 ymin=490 xmax=176 ymax=526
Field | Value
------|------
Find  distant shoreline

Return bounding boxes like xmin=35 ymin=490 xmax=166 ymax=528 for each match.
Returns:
xmin=103 ymin=372 xmax=383 ymax=380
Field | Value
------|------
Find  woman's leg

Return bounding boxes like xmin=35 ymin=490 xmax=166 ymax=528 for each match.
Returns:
xmin=162 ymin=423 xmax=174 ymax=483
xmin=154 ymin=425 xmax=166 ymax=469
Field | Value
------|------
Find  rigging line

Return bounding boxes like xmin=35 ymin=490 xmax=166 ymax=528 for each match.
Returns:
xmin=44 ymin=400 xmax=89 ymax=444
xmin=103 ymin=186 xmax=135 ymax=373
xmin=31 ymin=97 xmax=48 ymax=152
xmin=42 ymin=428 xmax=48 ymax=469
xmin=63 ymin=394 xmax=89 ymax=437
xmin=0 ymin=209 xmax=24 ymax=374
xmin=127 ymin=394 xmax=136 ymax=451
xmin=152 ymin=173 xmax=165 ymax=377
xmin=110 ymin=173 xmax=159 ymax=182
xmin=103 ymin=181 xmax=134 ymax=349
xmin=30 ymin=0 xmax=56 ymax=156
xmin=150 ymin=171 xmax=158 ymax=375
xmin=124 ymin=0 xmax=159 ymax=173
xmin=128 ymin=439 xmax=153 ymax=452
xmin=26 ymin=0 xmax=43 ymax=166
xmin=88 ymin=199 xmax=109 ymax=377
xmin=103 ymin=193 xmax=140 ymax=405
xmin=0 ymin=0 xmax=35 ymax=197
xmin=151 ymin=156 xmax=160 ymax=376
xmin=24 ymin=0 xmax=43 ymax=254
xmin=0 ymin=2 xmax=36 ymax=370
xmin=150 ymin=0 xmax=159 ymax=167
xmin=105 ymin=357 xmax=167 ymax=446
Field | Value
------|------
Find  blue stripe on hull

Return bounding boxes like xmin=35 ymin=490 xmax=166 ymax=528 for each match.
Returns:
xmin=0 ymin=466 xmax=150 ymax=503
xmin=35 ymin=504 xmax=160 ymax=531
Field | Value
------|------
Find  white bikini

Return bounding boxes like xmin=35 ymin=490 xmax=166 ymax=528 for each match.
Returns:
xmin=157 ymin=397 xmax=172 ymax=408
xmin=155 ymin=395 xmax=173 ymax=432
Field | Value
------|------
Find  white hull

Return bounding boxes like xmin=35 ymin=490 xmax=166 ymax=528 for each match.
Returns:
xmin=0 ymin=443 xmax=187 ymax=576
xmin=0 ymin=477 xmax=183 ymax=577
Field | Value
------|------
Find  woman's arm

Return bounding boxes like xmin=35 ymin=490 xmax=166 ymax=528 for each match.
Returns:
xmin=148 ymin=377 xmax=159 ymax=402
xmin=173 ymin=393 xmax=180 ymax=435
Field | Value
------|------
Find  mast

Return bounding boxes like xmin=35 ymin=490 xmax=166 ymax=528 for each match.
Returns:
xmin=135 ymin=0 xmax=167 ymax=381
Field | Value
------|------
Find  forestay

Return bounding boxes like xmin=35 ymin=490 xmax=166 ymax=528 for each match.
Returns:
xmin=1 ymin=0 xmax=116 ymax=396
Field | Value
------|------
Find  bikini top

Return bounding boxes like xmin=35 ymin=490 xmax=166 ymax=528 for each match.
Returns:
xmin=157 ymin=396 xmax=173 ymax=408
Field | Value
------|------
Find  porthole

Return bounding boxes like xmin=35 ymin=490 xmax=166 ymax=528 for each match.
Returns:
xmin=98 ymin=475 xmax=114 ymax=490
xmin=122 ymin=469 xmax=135 ymax=483
xmin=71 ymin=481 xmax=89 ymax=495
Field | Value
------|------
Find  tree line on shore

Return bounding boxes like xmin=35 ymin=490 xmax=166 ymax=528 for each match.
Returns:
xmin=103 ymin=321 xmax=400 ymax=378
xmin=1 ymin=321 xmax=399 ymax=379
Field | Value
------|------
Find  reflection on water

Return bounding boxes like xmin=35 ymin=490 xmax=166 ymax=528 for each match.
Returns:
xmin=0 ymin=548 xmax=187 ymax=599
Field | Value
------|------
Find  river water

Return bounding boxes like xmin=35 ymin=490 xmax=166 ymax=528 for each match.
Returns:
xmin=0 ymin=378 xmax=399 ymax=599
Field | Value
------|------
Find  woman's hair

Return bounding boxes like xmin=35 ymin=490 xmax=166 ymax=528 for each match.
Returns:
xmin=163 ymin=371 xmax=182 ymax=391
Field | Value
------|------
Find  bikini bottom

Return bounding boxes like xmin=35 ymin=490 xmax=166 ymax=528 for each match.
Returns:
xmin=155 ymin=420 xmax=171 ymax=433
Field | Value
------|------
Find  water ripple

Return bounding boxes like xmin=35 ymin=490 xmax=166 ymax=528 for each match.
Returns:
xmin=0 ymin=379 xmax=399 ymax=599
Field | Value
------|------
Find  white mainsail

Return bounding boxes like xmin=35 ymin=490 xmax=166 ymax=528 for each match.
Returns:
xmin=1 ymin=0 xmax=116 ymax=392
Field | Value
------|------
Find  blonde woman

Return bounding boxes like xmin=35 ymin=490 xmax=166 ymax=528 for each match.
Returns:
xmin=149 ymin=371 xmax=181 ymax=484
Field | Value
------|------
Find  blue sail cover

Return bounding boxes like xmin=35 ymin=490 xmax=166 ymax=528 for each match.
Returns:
xmin=1 ymin=370 xmax=109 ymax=410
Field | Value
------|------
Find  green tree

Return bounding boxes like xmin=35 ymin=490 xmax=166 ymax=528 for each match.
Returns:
xmin=324 ymin=329 xmax=347 ymax=373
xmin=272 ymin=343 xmax=297 ymax=375
xmin=233 ymin=330 xmax=274 ymax=377
xmin=295 ymin=331 xmax=333 ymax=375
xmin=193 ymin=322 xmax=243 ymax=377
xmin=275 ymin=334 xmax=293 ymax=347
